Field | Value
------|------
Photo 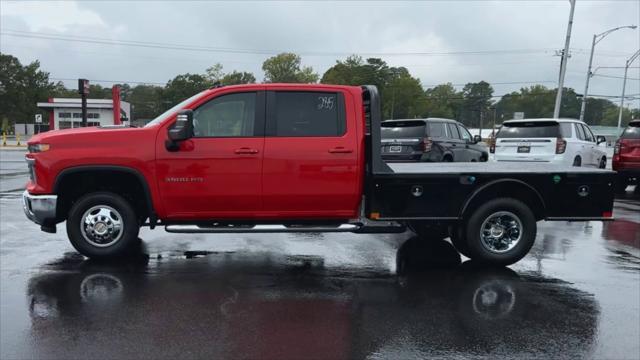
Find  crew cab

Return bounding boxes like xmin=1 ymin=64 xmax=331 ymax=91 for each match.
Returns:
xmin=23 ymin=84 xmax=615 ymax=266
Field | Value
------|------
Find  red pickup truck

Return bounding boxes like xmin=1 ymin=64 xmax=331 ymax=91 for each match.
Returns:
xmin=23 ymin=84 xmax=615 ymax=265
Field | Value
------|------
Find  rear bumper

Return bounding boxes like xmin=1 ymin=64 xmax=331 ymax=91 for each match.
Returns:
xmin=22 ymin=190 xmax=57 ymax=226
xmin=491 ymin=154 xmax=565 ymax=164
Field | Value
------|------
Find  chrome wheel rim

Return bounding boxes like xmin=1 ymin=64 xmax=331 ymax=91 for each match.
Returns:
xmin=479 ymin=211 xmax=522 ymax=253
xmin=80 ymin=205 xmax=123 ymax=247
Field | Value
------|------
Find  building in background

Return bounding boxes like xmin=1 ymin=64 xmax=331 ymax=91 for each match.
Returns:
xmin=35 ymin=98 xmax=131 ymax=130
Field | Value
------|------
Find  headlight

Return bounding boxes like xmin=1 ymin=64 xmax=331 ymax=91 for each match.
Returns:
xmin=28 ymin=144 xmax=50 ymax=153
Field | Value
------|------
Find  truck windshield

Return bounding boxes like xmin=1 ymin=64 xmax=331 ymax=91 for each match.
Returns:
xmin=622 ymin=122 xmax=640 ymax=139
xmin=381 ymin=121 xmax=425 ymax=138
xmin=497 ymin=121 xmax=561 ymax=138
xmin=144 ymin=91 xmax=205 ymax=127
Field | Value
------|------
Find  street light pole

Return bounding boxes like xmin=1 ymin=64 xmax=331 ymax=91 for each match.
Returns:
xmin=579 ymin=25 xmax=637 ymax=122
xmin=618 ymin=50 xmax=640 ymax=131
xmin=553 ymin=0 xmax=576 ymax=119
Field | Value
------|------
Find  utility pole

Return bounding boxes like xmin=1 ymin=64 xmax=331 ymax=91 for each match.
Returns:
xmin=78 ymin=79 xmax=89 ymax=127
xmin=553 ymin=0 xmax=576 ymax=119
xmin=579 ymin=25 xmax=637 ymax=122
xmin=618 ymin=50 xmax=640 ymax=131
xmin=479 ymin=110 xmax=483 ymax=139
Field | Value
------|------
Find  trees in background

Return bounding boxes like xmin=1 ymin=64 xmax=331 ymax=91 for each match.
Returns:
xmin=493 ymin=85 xmax=634 ymax=125
xmin=1 ymin=51 xmax=638 ymax=128
xmin=0 ymin=54 xmax=54 ymax=127
xmin=321 ymin=56 xmax=425 ymax=119
xmin=423 ymin=83 xmax=462 ymax=119
xmin=262 ymin=53 xmax=318 ymax=83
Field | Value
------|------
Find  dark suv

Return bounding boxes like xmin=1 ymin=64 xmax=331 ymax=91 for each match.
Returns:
xmin=613 ymin=120 xmax=640 ymax=193
xmin=381 ymin=118 xmax=488 ymax=162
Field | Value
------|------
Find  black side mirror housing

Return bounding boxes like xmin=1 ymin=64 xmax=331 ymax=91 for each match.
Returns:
xmin=596 ymin=135 xmax=606 ymax=145
xmin=473 ymin=135 xmax=482 ymax=144
xmin=169 ymin=110 xmax=194 ymax=141
xmin=166 ymin=110 xmax=194 ymax=151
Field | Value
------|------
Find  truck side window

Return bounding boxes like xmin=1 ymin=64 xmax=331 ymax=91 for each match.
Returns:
xmin=193 ymin=92 xmax=256 ymax=137
xmin=270 ymin=92 xmax=346 ymax=137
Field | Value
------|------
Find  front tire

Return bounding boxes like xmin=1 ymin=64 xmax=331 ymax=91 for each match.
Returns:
xmin=464 ymin=198 xmax=536 ymax=266
xmin=599 ymin=157 xmax=606 ymax=169
xmin=67 ymin=192 xmax=140 ymax=259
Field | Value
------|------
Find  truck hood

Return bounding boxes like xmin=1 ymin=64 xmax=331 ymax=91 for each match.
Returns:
xmin=28 ymin=126 xmax=155 ymax=152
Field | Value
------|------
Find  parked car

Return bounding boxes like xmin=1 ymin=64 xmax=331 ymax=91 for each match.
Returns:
xmin=23 ymin=85 xmax=614 ymax=266
xmin=491 ymin=118 xmax=607 ymax=168
xmin=381 ymin=118 xmax=488 ymax=162
xmin=613 ymin=120 xmax=640 ymax=193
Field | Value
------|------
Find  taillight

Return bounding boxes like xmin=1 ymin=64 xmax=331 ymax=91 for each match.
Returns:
xmin=489 ymin=139 xmax=496 ymax=153
xmin=556 ymin=137 xmax=567 ymax=154
xmin=614 ymin=140 xmax=620 ymax=155
xmin=422 ymin=137 xmax=433 ymax=152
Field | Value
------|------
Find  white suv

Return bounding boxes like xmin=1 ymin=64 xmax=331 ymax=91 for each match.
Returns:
xmin=490 ymin=118 xmax=607 ymax=168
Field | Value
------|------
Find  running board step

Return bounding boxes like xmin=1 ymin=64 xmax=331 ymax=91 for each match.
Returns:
xmin=165 ymin=224 xmax=361 ymax=233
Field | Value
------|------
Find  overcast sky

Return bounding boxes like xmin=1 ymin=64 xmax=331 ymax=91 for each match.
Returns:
xmin=1 ymin=0 xmax=639 ymax=108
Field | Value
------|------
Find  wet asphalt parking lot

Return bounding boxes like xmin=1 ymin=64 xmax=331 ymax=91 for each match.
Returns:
xmin=1 ymin=150 xmax=639 ymax=359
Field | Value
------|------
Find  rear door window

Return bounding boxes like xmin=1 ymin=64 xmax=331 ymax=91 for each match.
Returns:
xmin=497 ymin=122 xmax=560 ymax=138
xmin=267 ymin=92 xmax=346 ymax=137
xmin=381 ymin=121 xmax=425 ymax=138
xmin=559 ymin=123 xmax=573 ymax=138
xmin=622 ymin=122 xmax=640 ymax=139
xmin=574 ymin=123 xmax=586 ymax=141
xmin=447 ymin=123 xmax=460 ymax=139
xmin=427 ymin=122 xmax=447 ymax=138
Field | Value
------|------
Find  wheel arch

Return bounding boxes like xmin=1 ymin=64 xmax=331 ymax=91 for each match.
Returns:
xmin=442 ymin=151 xmax=454 ymax=161
xmin=460 ymin=179 xmax=546 ymax=221
xmin=53 ymin=166 xmax=157 ymax=227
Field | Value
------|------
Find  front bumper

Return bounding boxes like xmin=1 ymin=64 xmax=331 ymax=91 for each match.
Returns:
xmin=22 ymin=190 xmax=57 ymax=226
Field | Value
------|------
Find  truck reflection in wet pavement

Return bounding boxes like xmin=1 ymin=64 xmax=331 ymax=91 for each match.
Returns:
xmin=26 ymin=238 xmax=598 ymax=360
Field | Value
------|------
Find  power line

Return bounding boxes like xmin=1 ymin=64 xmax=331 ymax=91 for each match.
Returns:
xmin=592 ymin=73 xmax=640 ymax=81
xmin=0 ymin=29 xmax=563 ymax=57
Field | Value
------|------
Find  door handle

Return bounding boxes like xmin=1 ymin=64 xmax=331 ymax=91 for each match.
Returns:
xmin=235 ymin=148 xmax=259 ymax=154
xmin=328 ymin=147 xmax=353 ymax=154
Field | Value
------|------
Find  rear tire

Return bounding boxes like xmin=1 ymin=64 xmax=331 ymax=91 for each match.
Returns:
xmin=443 ymin=155 xmax=453 ymax=162
xmin=66 ymin=192 xmax=140 ymax=259
xmin=464 ymin=198 xmax=536 ymax=266
xmin=573 ymin=156 xmax=581 ymax=167
xmin=599 ymin=157 xmax=606 ymax=169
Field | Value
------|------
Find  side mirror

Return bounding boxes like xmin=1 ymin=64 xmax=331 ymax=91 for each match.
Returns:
xmin=596 ymin=135 xmax=606 ymax=145
xmin=166 ymin=110 xmax=194 ymax=151
xmin=473 ymin=135 xmax=482 ymax=144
